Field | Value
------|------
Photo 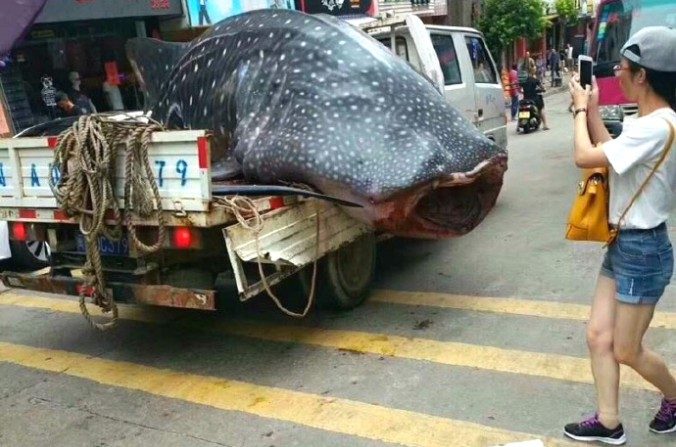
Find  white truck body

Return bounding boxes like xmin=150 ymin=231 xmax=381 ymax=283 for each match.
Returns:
xmin=0 ymin=129 xmax=371 ymax=309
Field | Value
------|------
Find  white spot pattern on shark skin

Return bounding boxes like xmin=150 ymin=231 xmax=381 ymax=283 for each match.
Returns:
xmin=138 ymin=9 xmax=503 ymax=200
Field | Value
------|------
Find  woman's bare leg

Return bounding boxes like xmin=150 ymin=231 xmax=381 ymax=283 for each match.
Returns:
xmin=541 ymin=109 xmax=549 ymax=129
xmin=613 ymin=302 xmax=676 ymax=399
xmin=587 ymin=275 xmax=621 ymax=428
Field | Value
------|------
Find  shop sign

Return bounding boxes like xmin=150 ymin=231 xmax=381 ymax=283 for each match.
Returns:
xmin=30 ymin=29 xmax=56 ymax=39
xmin=105 ymin=62 xmax=121 ymax=86
xmin=299 ymin=0 xmax=377 ymax=16
xmin=186 ymin=0 xmax=295 ymax=28
xmin=35 ymin=0 xmax=183 ymax=24
xmin=377 ymin=0 xmax=444 ymax=17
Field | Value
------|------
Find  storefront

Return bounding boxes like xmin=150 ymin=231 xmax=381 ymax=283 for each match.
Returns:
xmin=0 ymin=0 xmax=183 ymax=134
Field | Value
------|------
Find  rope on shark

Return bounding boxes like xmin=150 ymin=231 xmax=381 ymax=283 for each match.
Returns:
xmin=49 ymin=115 xmax=166 ymax=331
xmin=215 ymin=195 xmax=319 ymax=318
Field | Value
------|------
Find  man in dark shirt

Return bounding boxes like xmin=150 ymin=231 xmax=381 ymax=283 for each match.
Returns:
xmin=55 ymin=91 xmax=87 ymax=118
xmin=548 ymin=48 xmax=561 ymax=85
xmin=520 ymin=74 xmax=550 ymax=130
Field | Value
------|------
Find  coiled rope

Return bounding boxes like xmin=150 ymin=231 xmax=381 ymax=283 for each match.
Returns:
xmin=49 ymin=115 xmax=166 ymax=330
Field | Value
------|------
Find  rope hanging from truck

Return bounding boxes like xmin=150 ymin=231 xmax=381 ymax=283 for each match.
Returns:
xmin=49 ymin=115 xmax=167 ymax=330
xmin=215 ymin=195 xmax=320 ymax=318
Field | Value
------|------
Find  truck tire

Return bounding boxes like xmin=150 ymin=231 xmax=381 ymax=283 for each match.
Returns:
xmin=9 ymin=240 xmax=50 ymax=270
xmin=300 ymin=232 xmax=376 ymax=310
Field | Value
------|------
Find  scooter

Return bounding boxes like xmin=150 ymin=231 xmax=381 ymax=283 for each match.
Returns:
xmin=516 ymin=99 xmax=541 ymax=134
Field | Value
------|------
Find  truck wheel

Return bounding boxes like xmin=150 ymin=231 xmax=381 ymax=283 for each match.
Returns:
xmin=300 ymin=232 xmax=376 ymax=310
xmin=9 ymin=240 xmax=50 ymax=270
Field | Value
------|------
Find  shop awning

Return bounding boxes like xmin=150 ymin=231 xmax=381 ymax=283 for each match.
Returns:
xmin=0 ymin=0 xmax=47 ymax=56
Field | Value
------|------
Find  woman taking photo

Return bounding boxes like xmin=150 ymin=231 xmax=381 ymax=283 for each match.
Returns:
xmin=564 ymin=26 xmax=676 ymax=445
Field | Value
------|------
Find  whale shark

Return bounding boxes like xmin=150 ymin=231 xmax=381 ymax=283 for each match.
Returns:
xmin=127 ymin=9 xmax=507 ymax=238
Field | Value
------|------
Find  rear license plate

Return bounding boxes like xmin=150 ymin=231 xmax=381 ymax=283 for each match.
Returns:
xmin=75 ymin=234 xmax=129 ymax=256
xmin=518 ymin=111 xmax=530 ymax=119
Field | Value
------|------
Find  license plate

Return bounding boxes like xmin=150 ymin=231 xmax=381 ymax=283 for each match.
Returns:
xmin=518 ymin=111 xmax=530 ymax=119
xmin=75 ymin=234 xmax=129 ymax=256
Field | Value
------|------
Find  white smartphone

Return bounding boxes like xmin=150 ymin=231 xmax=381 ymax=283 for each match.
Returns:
xmin=578 ymin=55 xmax=593 ymax=89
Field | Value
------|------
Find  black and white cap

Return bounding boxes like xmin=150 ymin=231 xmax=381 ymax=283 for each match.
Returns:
xmin=620 ymin=26 xmax=676 ymax=72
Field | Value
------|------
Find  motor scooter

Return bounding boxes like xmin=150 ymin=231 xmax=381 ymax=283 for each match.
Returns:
xmin=516 ymin=99 xmax=541 ymax=133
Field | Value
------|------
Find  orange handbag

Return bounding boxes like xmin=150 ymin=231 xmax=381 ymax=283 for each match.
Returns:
xmin=566 ymin=119 xmax=675 ymax=244
xmin=565 ymin=168 xmax=614 ymax=243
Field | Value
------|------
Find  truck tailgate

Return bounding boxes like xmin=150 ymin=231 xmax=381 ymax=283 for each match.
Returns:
xmin=0 ymin=130 xmax=211 ymax=213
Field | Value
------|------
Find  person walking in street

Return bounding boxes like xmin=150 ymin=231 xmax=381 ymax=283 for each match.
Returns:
xmin=522 ymin=51 xmax=536 ymax=79
xmin=536 ymin=53 xmax=546 ymax=81
xmin=566 ymin=43 xmax=574 ymax=71
xmin=548 ymin=47 xmax=561 ymax=86
xmin=509 ymin=64 xmax=520 ymax=121
xmin=563 ymin=26 xmax=676 ymax=445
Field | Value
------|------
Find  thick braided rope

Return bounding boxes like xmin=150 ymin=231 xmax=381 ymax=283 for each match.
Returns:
xmin=49 ymin=116 xmax=165 ymax=330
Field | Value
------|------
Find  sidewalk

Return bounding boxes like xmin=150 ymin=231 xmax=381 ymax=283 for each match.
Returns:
xmin=542 ymin=70 xmax=570 ymax=98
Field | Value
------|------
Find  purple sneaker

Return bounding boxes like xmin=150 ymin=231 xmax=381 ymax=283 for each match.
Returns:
xmin=649 ymin=398 xmax=676 ymax=434
xmin=564 ymin=414 xmax=626 ymax=445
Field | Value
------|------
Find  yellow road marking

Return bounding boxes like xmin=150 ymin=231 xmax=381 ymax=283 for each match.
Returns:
xmin=372 ymin=290 xmax=676 ymax=330
xmin=0 ymin=341 xmax=576 ymax=447
xmin=0 ymin=292 xmax=670 ymax=392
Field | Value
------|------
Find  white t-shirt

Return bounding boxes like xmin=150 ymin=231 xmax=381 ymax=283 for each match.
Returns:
xmin=602 ymin=107 xmax=676 ymax=229
xmin=566 ymin=46 xmax=573 ymax=59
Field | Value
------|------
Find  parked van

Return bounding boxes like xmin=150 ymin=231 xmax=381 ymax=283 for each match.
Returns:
xmin=360 ymin=16 xmax=508 ymax=152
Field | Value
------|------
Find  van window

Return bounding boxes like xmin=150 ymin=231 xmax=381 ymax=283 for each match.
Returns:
xmin=429 ymin=34 xmax=462 ymax=85
xmin=377 ymin=36 xmax=410 ymax=61
xmin=464 ymin=36 xmax=497 ymax=84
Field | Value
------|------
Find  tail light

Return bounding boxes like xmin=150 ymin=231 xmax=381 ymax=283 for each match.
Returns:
xmin=173 ymin=227 xmax=193 ymax=249
xmin=11 ymin=222 xmax=27 ymax=241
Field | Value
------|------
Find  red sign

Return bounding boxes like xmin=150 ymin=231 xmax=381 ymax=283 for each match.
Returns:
xmin=151 ymin=0 xmax=170 ymax=9
xmin=105 ymin=61 xmax=121 ymax=86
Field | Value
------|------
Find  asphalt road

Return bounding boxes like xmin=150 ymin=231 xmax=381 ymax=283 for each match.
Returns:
xmin=1 ymin=91 xmax=675 ymax=447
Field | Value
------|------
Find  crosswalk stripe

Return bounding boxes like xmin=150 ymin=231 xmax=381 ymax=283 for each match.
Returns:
xmin=1 ymin=292 xmax=671 ymax=392
xmin=371 ymin=289 xmax=676 ymax=330
xmin=0 ymin=341 xmax=577 ymax=447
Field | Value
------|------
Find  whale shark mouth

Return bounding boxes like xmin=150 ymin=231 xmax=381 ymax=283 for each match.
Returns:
xmin=372 ymin=154 xmax=507 ymax=239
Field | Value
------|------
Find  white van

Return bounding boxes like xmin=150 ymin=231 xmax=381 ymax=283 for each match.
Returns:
xmin=363 ymin=16 xmax=507 ymax=152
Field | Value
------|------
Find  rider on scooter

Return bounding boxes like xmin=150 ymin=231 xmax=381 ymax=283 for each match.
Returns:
xmin=521 ymin=70 xmax=550 ymax=130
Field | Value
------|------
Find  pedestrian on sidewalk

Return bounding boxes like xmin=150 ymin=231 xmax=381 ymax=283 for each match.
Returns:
xmin=563 ymin=26 xmax=676 ymax=445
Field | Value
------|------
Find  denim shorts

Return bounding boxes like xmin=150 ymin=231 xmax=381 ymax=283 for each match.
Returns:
xmin=600 ymin=222 xmax=673 ymax=305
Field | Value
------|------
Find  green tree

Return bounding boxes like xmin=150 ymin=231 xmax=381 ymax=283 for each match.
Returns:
xmin=555 ymin=0 xmax=579 ymax=49
xmin=555 ymin=0 xmax=579 ymax=24
xmin=479 ymin=0 xmax=548 ymax=64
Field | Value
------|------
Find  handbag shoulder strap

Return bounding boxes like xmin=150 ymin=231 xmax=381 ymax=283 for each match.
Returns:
xmin=616 ymin=117 xmax=675 ymax=228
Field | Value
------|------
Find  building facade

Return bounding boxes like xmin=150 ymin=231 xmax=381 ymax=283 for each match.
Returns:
xmin=0 ymin=0 xmax=456 ymax=135
xmin=0 ymin=0 xmax=183 ymax=134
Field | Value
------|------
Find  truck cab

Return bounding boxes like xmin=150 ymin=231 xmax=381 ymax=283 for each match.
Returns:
xmin=362 ymin=17 xmax=507 ymax=152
